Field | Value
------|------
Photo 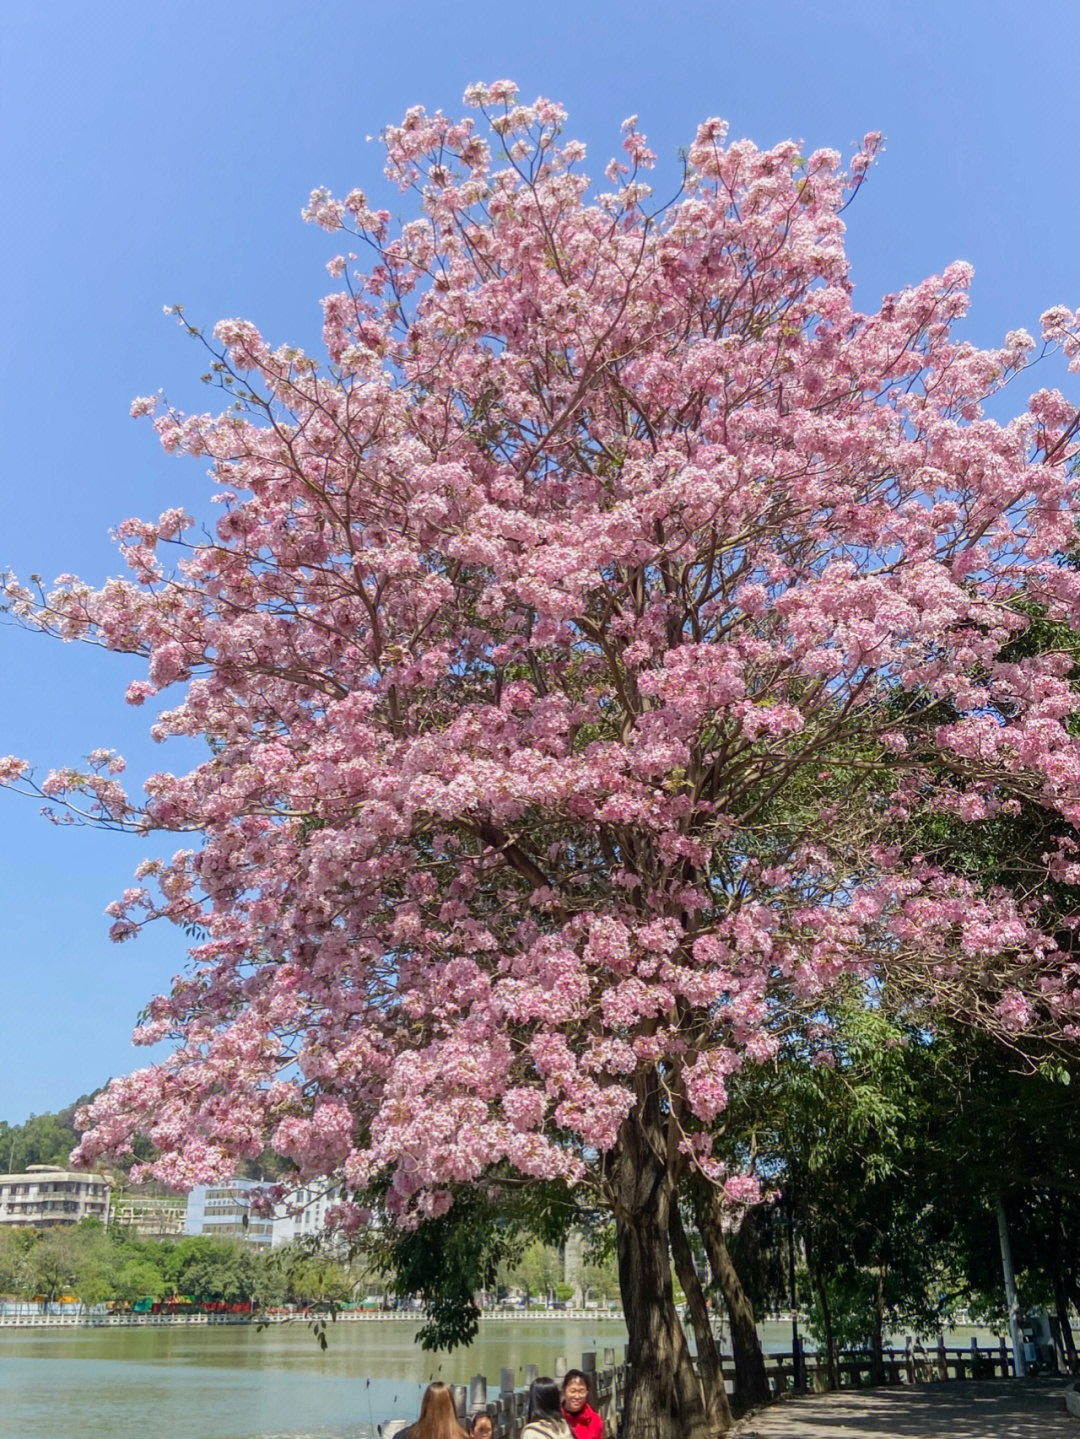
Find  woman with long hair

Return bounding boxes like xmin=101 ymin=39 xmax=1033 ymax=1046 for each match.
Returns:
xmin=520 ymin=1378 xmax=573 ymax=1439
xmin=396 ymin=1381 xmax=470 ymax=1439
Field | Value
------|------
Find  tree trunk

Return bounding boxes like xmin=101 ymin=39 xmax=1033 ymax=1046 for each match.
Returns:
xmin=669 ymin=1202 xmax=732 ymax=1433
xmin=809 ymin=1258 xmax=837 ymax=1390
xmin=1050 ymin=1210 xmax=1078 ymax=1374
xmin=671 ymin=1301 xmax=718 ymax=1438
xmin=869 ymin=1266 xmax=886 ymax=1386
xmin=1061 ymin=1277 xmax=1080 ymax=1374
xmin=612 ymin=1099 xmax=710 ymax=1439
xmin=692 ymin=1188 xmax=770 ymax=1411
xmin=1064 ymin=1313 xmax=1080 ymax=1373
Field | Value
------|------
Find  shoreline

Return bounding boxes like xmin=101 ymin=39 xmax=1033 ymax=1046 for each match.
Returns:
xmin=0 ymin=1305 xmax=626 ymax=1330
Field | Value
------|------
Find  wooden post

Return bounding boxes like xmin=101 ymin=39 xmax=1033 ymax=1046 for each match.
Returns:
xmin=470 ymin=1375 xmax=487 ymax=1413
xmin=999 ymin=1336 xmax=1009 ymax=1378
xmin=602 ymin=1349 xmax=618 ymax=1431
xmin=581 ymin=1351 xmax=597 ymax=1406
xmin=453 ymin=1385 xmax=468 ymax=1420
xmin=499 ymin=1370 xmax=516 ymax=1439
xmin=970 ymin=1336 xmax=980 ymax=1380
xmin=554 ymin=1355 xmax=568 ymax=1381
xmin=937 ymin=1333 xmax=947 ymax=1381
xmin=905 ymin=1337 xmax=915 ymax=1385
xmin=523 ymin=1364 xmax=539 ymax=1388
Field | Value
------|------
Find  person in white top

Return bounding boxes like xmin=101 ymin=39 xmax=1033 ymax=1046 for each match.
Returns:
xmin=520 ymin=1378 xmax=573 ymax=1439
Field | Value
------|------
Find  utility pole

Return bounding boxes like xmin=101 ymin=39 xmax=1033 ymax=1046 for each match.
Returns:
xmin=996 ymin=1195 xmax=1025 ymax=1378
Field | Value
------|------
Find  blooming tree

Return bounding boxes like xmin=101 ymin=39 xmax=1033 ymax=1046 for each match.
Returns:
xmin=5 ymin=84 xmax=1080 ymax=1435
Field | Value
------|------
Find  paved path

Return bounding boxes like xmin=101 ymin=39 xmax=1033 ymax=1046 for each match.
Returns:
xmin=731 ymin=1379 xmax=1077 ymax=1438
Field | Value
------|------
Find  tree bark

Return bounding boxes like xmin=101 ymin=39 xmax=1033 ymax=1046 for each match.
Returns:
xmin=1050 ymin=1208 xmax=1078 ymax=1373
xmin=669 ymin=1202 xmax=732 ymax=1434
xmin=612 ymin=1094 xmax=711 ymax=1439
xmin=671 ymin=1301 xmax=718 ymax=1439
xmin=807 ymin=1253 xmax=837 ymax=1390
xmin=691 ymin=1188 xmax=770 ymax=1411
xmin=1062 ymin=1277 xmax=1080 ymax=1373
xmin=1051 ymin=1281 xmax=1077 ymax=1375
xmin=869 ymin=1265 xmax=886 ymax=1386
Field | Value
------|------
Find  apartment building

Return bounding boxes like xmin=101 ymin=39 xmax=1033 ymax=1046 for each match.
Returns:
xmin=0 ymin=1164 xmax=110 ymax=1228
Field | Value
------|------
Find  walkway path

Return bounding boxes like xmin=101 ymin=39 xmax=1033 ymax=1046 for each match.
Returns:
xmin=731 ymin=1379 xmax=1077 ymax=1438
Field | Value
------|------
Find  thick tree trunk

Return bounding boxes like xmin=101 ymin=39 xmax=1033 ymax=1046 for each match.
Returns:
xmin=692 ymin=1189 xmax=770 ymax=1411
xmin=669 ymin=1203 xmax=732 ymax=1434
xmin=612 ymin=1099 xmax=710 ymax=1439
xmin=671 ymin=1301 xmax=719 ymax=1438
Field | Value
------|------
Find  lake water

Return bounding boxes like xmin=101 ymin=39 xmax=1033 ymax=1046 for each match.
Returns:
xmin=0 ymin=1318 xmax=630 ymax=1439
xmin=0 ymin=1316 xmax=1004 ymax=1439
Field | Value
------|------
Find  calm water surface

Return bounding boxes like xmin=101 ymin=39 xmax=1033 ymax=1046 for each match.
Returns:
xmin=0 ymin=1316 xmax=1004 ymax=1439
xmin=0 ymin=1318 xmax=629 ymax=1439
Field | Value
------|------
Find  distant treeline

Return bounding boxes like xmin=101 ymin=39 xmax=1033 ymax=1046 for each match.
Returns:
xmin=0 ymin=1219 xmax=360 ymax=1310
xmin=1 ymin=1096 xmax=94 ymax=1176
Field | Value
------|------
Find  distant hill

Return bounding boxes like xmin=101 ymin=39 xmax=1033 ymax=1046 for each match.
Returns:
xmin=0 ymin=1091 xmax=97 ymax=1173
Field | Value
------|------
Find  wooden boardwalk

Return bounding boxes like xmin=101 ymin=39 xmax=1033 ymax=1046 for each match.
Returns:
xmin=732 ymin=1379 xmax=1078 ymax=1437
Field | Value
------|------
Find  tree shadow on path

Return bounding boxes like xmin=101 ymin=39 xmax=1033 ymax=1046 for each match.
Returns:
xmin=733 ymin=1379 xmax=1077 ymax=1438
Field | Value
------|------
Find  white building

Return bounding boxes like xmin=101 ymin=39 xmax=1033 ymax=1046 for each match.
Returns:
xmin=184 ymin=1177 xmax=341 ymax=1247
xmin=0 ymin=1165 xmax=110 ymax=1228
xmin=185 ymin=1179 xmax=274 ymax=1246
xmin=270 ymin=1180 xmax=342 ymax=1247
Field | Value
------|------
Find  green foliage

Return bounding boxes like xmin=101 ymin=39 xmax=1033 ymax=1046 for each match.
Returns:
xmin=0 ymin=1089 xmax=160 ymax=1184
xmin=173 ymin=1237 xmax=257 ymax=1303
xmin=376 ymin=1190 xmax=522 ymax=1350
xmin=364 ymin=1179 xmax=584 ymax=1349
xmin=504 ymin=1239 xmax=560 ymax=1300
xmin=719 ymin=989 xmax=960 ymax=1344
xmin=0 ymin=1104 xmax=85 ymax=1172
xmin=113 ymin=1257 xmax=166 ymax=1306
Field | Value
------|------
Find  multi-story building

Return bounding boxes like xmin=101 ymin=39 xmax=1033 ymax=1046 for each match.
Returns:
xmin=184 ymin=1179 xmax=274 ymax=1246
xmin=184 ymin=1177 xmax=342 ymax=1248
xmin=270 ymin=1180 xmax=342 ymax=1247
xmin=0 ymin=1164 xmax=110 ymax=1228
xmin=112 ymin=1193 xmax=187 ymax=1238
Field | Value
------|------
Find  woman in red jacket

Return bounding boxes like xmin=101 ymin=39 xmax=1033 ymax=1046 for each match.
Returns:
xmin=561 ymin=1371 xmax=603 ymax=1439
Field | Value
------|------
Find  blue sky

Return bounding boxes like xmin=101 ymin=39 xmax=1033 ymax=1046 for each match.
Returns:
xmin=2 ymin=0 xmax=1078 ymax=1123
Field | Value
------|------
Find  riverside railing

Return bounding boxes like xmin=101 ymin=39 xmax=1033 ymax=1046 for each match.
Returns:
xmin=0 ymin=1304 xmax=622 ymax=1329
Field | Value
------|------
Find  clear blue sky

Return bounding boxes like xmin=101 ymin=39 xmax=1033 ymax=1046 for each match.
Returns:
xmin=2 ymin=0 xmax=1078 ymax=1124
